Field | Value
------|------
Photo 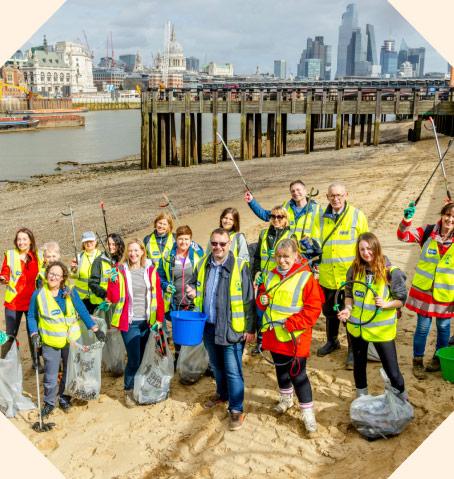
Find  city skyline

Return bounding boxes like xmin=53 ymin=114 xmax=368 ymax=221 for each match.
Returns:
xmin=18 ymin=0 xmax=447 ymax=76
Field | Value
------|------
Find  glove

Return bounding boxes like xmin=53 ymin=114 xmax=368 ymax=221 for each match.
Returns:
xmin=94 ymin=329 xmax=106 ymax=343
xmin=299 ymin=237 xmax=312 ymax=251
xmin=255 ymin=274 xmax=264 ymax=287
xmin=267 ymin=248 xmax=275 ymax=257
xmin=31 ymin=333 xmax=41 ymax=351
xmin=259 ymin=293 xmax=269 ymax=306
xmin=98 ymin=300 xmax=110 ymax=312
xmin=151 ymin=322 xmax=163 ymax=333
xmin=403 ymin=201 xmax=416 ymax=220
xmin=109 ymin=268 xmax=119 ymax=282
xmin=166 ymin=283 xmax=176 ymax=294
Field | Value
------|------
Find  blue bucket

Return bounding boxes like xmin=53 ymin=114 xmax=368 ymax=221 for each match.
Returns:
xmin=170 ymin=310 xmax=207 ymax=346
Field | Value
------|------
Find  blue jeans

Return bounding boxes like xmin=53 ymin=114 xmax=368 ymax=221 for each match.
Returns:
xmin=121 ymin=320 xmax=150 ymax=390
xmin=413 ymin=314 xmax=451 ymax=357
xmin=203 ymin=323 xmax=245 ymax=413
xmin=42 ymin=344 xmax=70 ymax=406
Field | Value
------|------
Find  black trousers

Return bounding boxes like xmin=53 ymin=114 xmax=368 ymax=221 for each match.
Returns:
xmin=349 ymin=333 xmax=405 ymax=393
xmin=2 ymin=308 xmax=37 ymax=363
xmin=321 ymin=286 xmax=344 ymax=341
xmin=271 ymin=352 xmax=312 ymax=404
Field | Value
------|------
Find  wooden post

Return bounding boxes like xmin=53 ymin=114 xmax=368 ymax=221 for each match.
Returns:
xmin=373 ymin=89 xmax=382 ymax=146
xmin=197 ymin=113 xmax=202 ymax=164
xmin=212 ymin=90 xmax=218 ymax=163
xmin=222 ymin=113 xmax=228 ymax=161
xmin=170 ymin=114 xmax=178 ymax=166
xmin=282 ymin=113 xmax=287 ymax=155
xmin=366 ymin=114 xmax=372 ymax=146
xmin=359 ymin=114 xmax=365 ymax=146
xmin=413 ymin=116 xmax=422 ymax=141
xmin=180 ymin=113 xmax=186 ymax=167
xmin=240 ymin=113 xmax=246 ymax=160
xmin=267 ymin=114 xmax=275 ymax=157
xmin=350 ymin=114 xmax=356 ymax=147
xmin=140 ymin=93 xmax=150 ymax=170
xmin=310 ymin=114 xmax=316 ymax=151
xmin=276 ymin=90 xmax=282 ymax=157
xmin=246 ymin=113 xmax=254 ymax=160
xmin=254 ymin=113 xmax=262 ymax=158
xmin=412 ymin=88 xmax=419 ymax=120
xmin=185 ymin=112 xmax=191 ymax=167
xmin=151 ymin=111 xmax=158 ymax=169
xmin=335 ymin=89 xmax=343 ymax=150
xmin=305 ymin=90 xmax=312 ymax=154
xmin=190 ymin=113 xmax=197 ymax=164
xmin=342 ymin=115 xmax=349 ymax=149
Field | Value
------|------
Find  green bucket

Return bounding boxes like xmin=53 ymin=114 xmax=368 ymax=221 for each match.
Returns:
xmin=436 ymin=347 xmax=454 ymax=383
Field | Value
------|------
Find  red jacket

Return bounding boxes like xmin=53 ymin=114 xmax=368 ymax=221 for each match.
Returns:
xmin=257 ymin=263 xmax=323 ymax=357
xmin=107 ymin=262 xmax=165 ymax=332
xmin=1 ymin=251 xmax=39 ymax=311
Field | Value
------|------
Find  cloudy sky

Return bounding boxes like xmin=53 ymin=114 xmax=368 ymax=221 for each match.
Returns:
xmin=21 ymin=0 xmax=448 ymax=75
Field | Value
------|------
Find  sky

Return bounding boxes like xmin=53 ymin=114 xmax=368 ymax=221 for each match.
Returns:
xmin=19 ymin=0 xmax=448 ymax=76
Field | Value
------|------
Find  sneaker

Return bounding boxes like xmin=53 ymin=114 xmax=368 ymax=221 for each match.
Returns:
xmin=229 ymin=411 xmax=245 ymax=431
xmin=124 ymin=390 xmax=136 ymax=408
xmin=272 ymin=394 xmax=294 ymax=414
xmin=356 ymin=387 xmax=369 ymax=398
xmin=317 ymin=339 xmax=340 ymax=357
xmin=345 ymin=349 xmax=354 ymax=370
xmin=41 ymin=402 xmax=54 ymax=418
xmin=412 ymin=357 xmax=427 ymax=380
xmin=301 ymin=408 xmax=317 ymax=433
xmin=251 ymin=343 xmax=262 ymax=356
xmin=59 ymin=397 xmax=71 ymax=413
xmin=425 ymin=356 xmax=441 ymax=373
xmin=203 ymin=393 xmax=227 ymax=409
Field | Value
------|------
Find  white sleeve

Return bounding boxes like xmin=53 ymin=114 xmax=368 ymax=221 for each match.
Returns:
xmin=237 ymin=233 xmax=250 ymax=263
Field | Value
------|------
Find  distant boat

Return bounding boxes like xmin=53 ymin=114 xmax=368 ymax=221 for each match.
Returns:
xmin=0 ymin=116 xmax=40 ymax=131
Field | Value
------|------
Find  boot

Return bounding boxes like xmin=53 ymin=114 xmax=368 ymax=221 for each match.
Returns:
xmin=425 ymin=355 xmax=441 ymax=373
xmin=317 ymin=338 xmax=340 ymax=357
xmin=124 ymin=390 xmax=136 ymax=408
xmin=251 ymin=341 xmax=262 ymax=356
xmin=412 ymin=357 xmax=427 ymax=380
xmin=301 ymin=407 xmax=317 ymax=433
xmin=272 ymin=393 xmax=294 ymax=414
xmin=345 ymin=348 xmax=354 ymax=370
xmin=356 ymin=387 xmax=369 ymax=398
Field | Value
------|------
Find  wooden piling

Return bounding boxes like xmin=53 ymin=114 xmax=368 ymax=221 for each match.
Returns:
xmin=240 ymin=113 xmax=246 ymax=160
xmin=342 ymin=115 xmax=349 ymax=149
xmin=212 ymin=91 xmax=218 ymax=163
xmin=366 ymin=114 xmax=372 ymax=146
xmin=282 ymin=113 xmax=287 ymax=155
xmin=359 ymin=114 xmax=365 ymax=146
xmin=140 ymin=94 xmax=150 ymax=170
xmin=335 ymin=89 xmax=343 ymax=150
xmin=196 ymin=113 xmax=202 ymax=164
xmin=170 ymin=113 xmax=178 ymax=166
xmin=254 ymin=114 xmax=262 ymax=158
xmin=247 ymin=113 xmax=254 ymax=160
xmin=190 ymin=113 xmax=197 ymax=165
xmin=222 ymin=113 xmax=228 ymax=161
xmin=350 ymin=114 xmax=356 ymax=147
xmin=151 ymin=112 xmax=158 ymax=170
xmin=373 ymin=89 xmax=382 ymax=146
xmin=305 ymin=90 xmax=312 ymax=154
xmin=266 ymin=114 xmax=275 ymax=157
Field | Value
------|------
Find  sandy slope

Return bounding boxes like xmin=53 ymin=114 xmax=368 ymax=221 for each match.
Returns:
xmin=2 ymin=121 xmax=454 ymax=479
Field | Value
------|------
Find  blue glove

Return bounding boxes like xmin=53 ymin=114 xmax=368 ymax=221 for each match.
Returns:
xmin=166 ymin=283 xmax=176 ymax=295
xmin=98 ymin=300 xmax=110 ymax=312
xmin=0 ymin=330 xmax=9 ymax=346
xmin=299 ymin=238 xmax=312 ymax=251
xmin=267 ymin=248 xmax=275 ymax=257
xmin=404 ymin=201 xmax=416 ymax=220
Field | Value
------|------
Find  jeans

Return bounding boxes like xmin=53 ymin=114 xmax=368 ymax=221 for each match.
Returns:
xmin=4 ymin=307 xmax=36 ymax=363
xmin=121 ymin=320 xmax=150 ymax=390
xmin=413 ymin=314 xmax=451 ymax=358
xmin=42 ymin=344 xmax=70 ymax=406
xmin=203 ymin=323 xmax=245 ymax=413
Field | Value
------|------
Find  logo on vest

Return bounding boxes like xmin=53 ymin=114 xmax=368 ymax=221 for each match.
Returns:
xmin=339 ymin=230 xmax=349 ymax=236
xmin=235 ymin=280 xmax=242 ymax=291
xmin=354 ymin=291 xmax=365 ymax=298
xmin=51 ymin=309 xmax=62 ymax=315
xmin=196 ymin=281 xmax=201 ymax=287
xmin=428 ymin=249 xmax=437 ymax=255
xmin=15 ymin=270 xmax=21 ymax=275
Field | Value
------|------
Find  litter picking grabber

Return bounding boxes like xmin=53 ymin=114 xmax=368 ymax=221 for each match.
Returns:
xmin=61 ymin=206 xmax=78 ymax=264
xmin=160 ymin=193 xmax=179 ymax=224
xmin=32 ymin=344 xmax=55 ymax=432
xmin=413 ymin=138 xmax=454 ymax=206
xmin=426 ymin=117 xmax=452 ymax=201
xmin=100 ymin=201 xmax=109 ymax=240
xmin=216 ymin=132 xmax=252 ymax=193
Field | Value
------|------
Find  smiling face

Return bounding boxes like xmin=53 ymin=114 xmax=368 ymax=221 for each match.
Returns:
xmin=16 ymin=232 xmax=31 ymax=252
xmin=176 ymin=234 xmax=191 ymax=254
xmin=210 ymin=232 xmax=231 ymax=262
xmin=107 ymin=237 xmax=117 ymax=255
xmin=47 ymin=264 xmax=64 ymax=289
xmin=83 ymin=240 xmax=97 ymax=253
xmin=156 ymin=219 xmax=170 ymax=235
xmin=275 ymin=246 xmax=297 ymax=271
xmin=290 ymin=183 xmax=307 ymax=203
xmin=270 ymin=209 xmax=288 ymax=229
xmin=44 ymin=248 xmax=60 ymax=264
xmin=327 ymin=184 xmax=347 ymax=212
xmin=127 ymin=242 xmax=144 ymax=266
xmin=221 ymin=213 xmax=235 ymax=232
xmin=441 ymin=206 xmax=454 ymax=234
xmin=358 ymin=240 xmax=374 ymax=264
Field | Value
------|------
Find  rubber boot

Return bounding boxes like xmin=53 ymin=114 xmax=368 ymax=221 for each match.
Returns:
xmin=301 ymin=407 xmax=317 ymax=433
xmin=272 ymin=393 xmax=294 ymax=414
xmin=425 ymin=355 xmax=441 ymax=373
xmin=356 ymin=387 xmax=369 ymax=398
xmin=317 ymin=317 xmax=340 ymax=357
xmin=251 ymin=339 xmax=262 ymax=356
xmin=412 ymin=357 xmax=427 ymax=380
xmin=345 ymin=335 xmax=354 ymax=370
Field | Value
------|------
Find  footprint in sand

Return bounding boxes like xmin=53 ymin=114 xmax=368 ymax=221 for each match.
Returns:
xmin=36 ymin=437 xmax=59 ymax=453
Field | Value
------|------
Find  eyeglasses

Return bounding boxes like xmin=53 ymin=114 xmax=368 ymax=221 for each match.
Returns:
xmin=270 ymin=215 xmax=285 ymax=220
xmin=211 ymin=241 xmax=228 ymax=247
xmin=48 ymin=272 xmax=63 ymax=279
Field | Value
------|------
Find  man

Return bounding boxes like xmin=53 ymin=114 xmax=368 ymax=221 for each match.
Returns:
xmin=244 ymin=180 xmax=320 ymax=241
xmin=315 ymin=182 xmax=369 ymax=368
xmin=186 ymin=228 xmax=256 ymax=431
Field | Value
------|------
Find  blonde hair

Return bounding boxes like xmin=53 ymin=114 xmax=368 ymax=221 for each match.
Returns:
xmin=124 ymin=239 xmax=147 ymax=268
xmin=153 ymin=212 xmax=174 ymax=233
xmin=42 ymin=241 xmax=60 ymax=254
xmin=270 ymin=205 xmax=289 ymax=228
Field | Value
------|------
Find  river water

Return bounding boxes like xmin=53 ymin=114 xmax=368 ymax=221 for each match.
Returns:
xmin=0 ymin=109 xmax=307 ymax=181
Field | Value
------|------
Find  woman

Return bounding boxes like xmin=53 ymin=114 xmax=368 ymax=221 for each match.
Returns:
xmin=206 ymin=208 xmax=249 ymax=262
xmin=252 ymin=206 xmax=295 ymax=355
xmin=337 ymin=232 xmax=408 ymax=398
xmin=89 ymin=233 xmax=125 ymax=310
xmin=107 ymin=239 xmax=165 ymax=407
xmin=27 ymin=261 xmax=104 ymax=417
xmin=70 ymin=231 xmax=102 ymax=314
xmin=36 ymin=241 xmax=61 ymax=289
xmin=397 ymin=201 xmax=454 ymax=379
xmin=0 ymin=228 xmax=40 ymax=369
xmin=256 ymin=238 xmax=322 ymax=433
xmin=143 ymin=212 xmax=175 ymax=267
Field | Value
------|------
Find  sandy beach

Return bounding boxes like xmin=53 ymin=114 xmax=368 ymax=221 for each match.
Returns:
xmin=2 ymin=121 xmax=454 ymax=479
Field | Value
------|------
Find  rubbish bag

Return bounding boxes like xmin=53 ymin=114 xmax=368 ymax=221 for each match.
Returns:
xmin=177 ymin=343 xmax=209 ymax=383
xmin=350 ymin=369 xmax=413 ymax=439
xmin=64 ymin=322 xmax=105 ymax=401
xmin=133 ymin=332 xmax=174 ymax=405
xmin=102 ymin=328 xmax=126 ymax=377
xmin=0 ymin=341 xmax=36 ymax=417
xmin=367 ymin=343 xmax=381 ymax=362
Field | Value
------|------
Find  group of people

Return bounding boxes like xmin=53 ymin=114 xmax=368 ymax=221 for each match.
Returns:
xmin=1 ymin=179 xmax=453 ymax=434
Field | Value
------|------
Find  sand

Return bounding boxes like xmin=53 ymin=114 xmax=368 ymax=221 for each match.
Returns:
xmin=2 ymin=121 xmax=454 ymax=479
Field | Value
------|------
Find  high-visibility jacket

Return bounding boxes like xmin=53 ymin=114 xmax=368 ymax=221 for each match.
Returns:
xmin=412 ymin=238 xmax=454 ymax=303
xmin=259 ymin=227 xmax=294 ymax=274
xmin=145 ymin=233 xmax=175 ymax=267
xmin=73 ymin=250 xmax=102 ymax=300
xmin=36 ymin=286 xmax=81 ymax=348
xmin=194 ymin=255 xmax=246 ymax=333
xmin=261 ymin=269 xmax=312 ymax=342
xmin=347 ymin=268 xmax=398 ymax=342
xmin=283 ymin=200 xmax=320 ymax=241
xmin=4 ymin=249 xmax=22 ymax=304
xmin=111 ymin=264 xmax=159 ymax=328
xmin=316 ymin=204 xmax=369 ymax=290
xmin=90 ymin=255 xmax=112 ymax=305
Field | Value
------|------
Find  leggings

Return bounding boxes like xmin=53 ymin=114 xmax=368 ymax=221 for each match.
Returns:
xmin=3 ymin=307 xmax=37 ymax=362
xmin=349 ymin=334 xmax=405 ymax=393
xmin=271 ymin=352 xmax=312 ymax=404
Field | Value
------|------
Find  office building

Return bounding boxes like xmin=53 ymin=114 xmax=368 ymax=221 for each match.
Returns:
xmin=380 ymin=39 xmax=398 ymax=77
xmin=186 ymin=56 xmax=200 ymax=72
xmin=274 ymin=60 xmax=287 ymax=79
xmin=336 ymin=3 xmax=359 ymax=78
xmin=297 ymin=36 xmax=331 ymax=80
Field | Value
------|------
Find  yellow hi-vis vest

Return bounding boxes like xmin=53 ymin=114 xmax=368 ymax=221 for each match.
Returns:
xmin=145 ymin=233 xmax=175 ymax=267
xmin=412 ymin=238 xmax=454 ymax=303
xmin=90 ymin=255 xmax=112 ymax=305
xmin=4 ymin=249 xmax=22 ymax=304
xmin=261 ymin=269 xmax=312 ymax=342
xmin=193 ymin=255 xmax=246 ymax=333
xmin=110 ymin=266 xmax=159 ymax=328
xmin=317 ymin=205 xmax=369 ymax=290
xmin=259 ymin=228 xmax=294 ymax=274
xmin=36 ymin=286 xmax=81 ymax=348
xmin=283 ymin=200 xmax=320 ymax=241
xmin=73 ymin=250 xmax=101 ymax=300
xmin=347 ymin=268 xmax=398 ymax=342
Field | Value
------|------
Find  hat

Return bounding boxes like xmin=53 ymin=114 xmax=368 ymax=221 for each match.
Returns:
xmin=81 ymin=231 xmax=96 ymax=243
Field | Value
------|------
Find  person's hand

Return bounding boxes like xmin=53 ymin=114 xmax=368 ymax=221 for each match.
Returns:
xmin=109 ymin=268 xmax=119 ymax=282
xmin=94 ymin=329 xmax=106 ymax=342
xmin=255 ymin=274 xmax=264 ymax=287
xmin=185 ymin=285 xmax=196 ymax=299
xmin=337 ymin=308 xmax=351 ymax=323
xmin=166 ymin=283 xmax=176 ymax=294
xmin=374 ymin=296 xmax=387 ymax=309
xmin=31 ymin=333 xmax=41 ymax=351
xmin=259 ymin=293 xmax=270 ymax=306
xmin=267 ymin=248 xmax=275 ymax=257
xmin=151 ymin=321 xmax=163 ymax=333
xmin=98 ymin=300 xmax=110 ymax=312
xmin=403 ymin=201 xmax=416 ymax=220
xmin=70 ymin=258 xmax=78 ymax=271
xmin=244 ymin=191 xmax=254 ymax=203
xmin=244 ymin=332 xmax=256 ymax=343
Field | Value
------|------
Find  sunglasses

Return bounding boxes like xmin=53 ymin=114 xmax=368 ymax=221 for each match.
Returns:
xmin=211 ymin=241 xmax=228 ymax=247
xmin=270 ymin=214 xmax=285 ymax=220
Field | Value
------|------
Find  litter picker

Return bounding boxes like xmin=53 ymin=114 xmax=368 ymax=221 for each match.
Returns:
xmin=31 ymin=344 xmax=55 ymax=432
xmin=160 ymin=193 xmax=180 ymax=224
xmin=300 ymin=187 xmax=319 ymax=236
xmin=216 ymin=132 xmax=252 ymax=193
xmin=100 ymin=202 xmax=109 ymax=240
xmin=61 ymin=206 xmax=78 ymax=264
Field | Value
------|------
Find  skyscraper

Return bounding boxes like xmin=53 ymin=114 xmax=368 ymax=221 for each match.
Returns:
xmin=346 ymin=28 xmax=369 ymax=76
xmin=336 ymin=3 xmax=359 ymax=78
xmin=366 ymin=24 xmax=377 ymax=65
xmin=380 ymin=40 xmax=398 ymax=76
xmin=408 ymin=47 xmax=425 ymax=77
xmin=274 ymin=60 xmax=287 ymax=79
xmin=297 ymin=36 xmax=331 ymax=80
xmin=186 ymin=56 xmax=200 ymax=72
